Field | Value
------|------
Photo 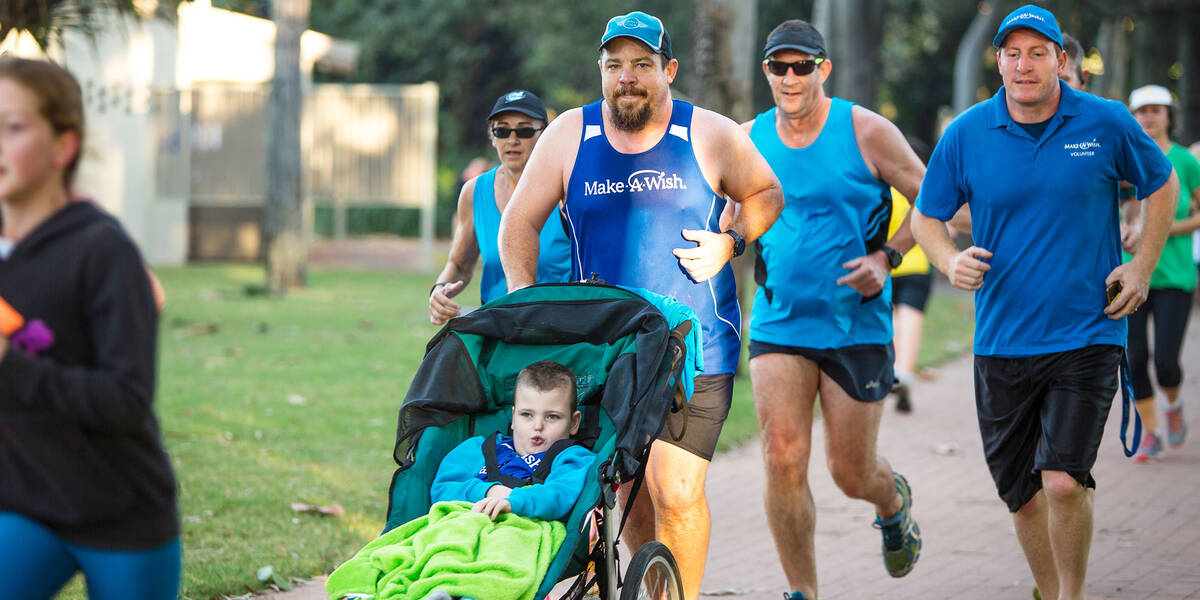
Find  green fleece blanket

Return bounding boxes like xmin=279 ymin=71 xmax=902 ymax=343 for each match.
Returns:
xmin=326 ymin=501 xmax=566 ymax=600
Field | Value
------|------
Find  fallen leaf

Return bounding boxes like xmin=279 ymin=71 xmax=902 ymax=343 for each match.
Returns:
xmin=290 ymin=502 xmax=345 ymax=517
xmin=187 ymin=322 xmax=218 ymax=336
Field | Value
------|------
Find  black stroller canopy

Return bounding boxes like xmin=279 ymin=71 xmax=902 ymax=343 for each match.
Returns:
xmin=393 ymin=283 xmax=689 ymax=482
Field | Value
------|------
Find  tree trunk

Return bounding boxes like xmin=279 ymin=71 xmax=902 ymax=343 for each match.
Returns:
xmin=264 ymin=0 xmax=309 ymax=293
xmin=691 ymin=0 xmax=757 ymax=122
xmin=1096 ymin=16 xmax=1132 ymax=101
xmin=952 ymin=1 xmax=996 ymax=115
xmin=825 ymin=0 xmax=884 ymax=109
xmin=692 ymin=0 xmax=758 ymax=325
xmin=1179 ymin=8 xmax=1200 ymax=143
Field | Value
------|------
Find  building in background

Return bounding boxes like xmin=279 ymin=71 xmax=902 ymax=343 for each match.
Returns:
xmin=0 ymin=1 xmax=435 ymax=267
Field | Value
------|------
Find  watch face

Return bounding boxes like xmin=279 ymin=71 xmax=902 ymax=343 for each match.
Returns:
xmin=886 ymin=247 xmax=902 ymax=268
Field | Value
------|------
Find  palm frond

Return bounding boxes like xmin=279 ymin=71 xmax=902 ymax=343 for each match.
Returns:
xmin=0 ymin=0 xmax=139 ymax=50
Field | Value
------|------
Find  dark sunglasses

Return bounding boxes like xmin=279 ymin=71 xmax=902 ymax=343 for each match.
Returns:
xmin=491 ymin=126 xmax=543 ymax=139
xmin=764 ymin=58 xmax=826 ymax=77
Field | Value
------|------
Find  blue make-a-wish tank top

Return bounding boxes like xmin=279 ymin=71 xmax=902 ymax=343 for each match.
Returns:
xmin=563 ymin=99 xmax=740 ymax=375
xmin=748 ymin=98 xmax=893 ymax=348
xmin=473 ymin=166 xmax=573 ymax=304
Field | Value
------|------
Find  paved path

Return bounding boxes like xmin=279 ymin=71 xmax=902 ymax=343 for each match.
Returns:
xmin=267 ymin=309 xmax=1200 ymax=600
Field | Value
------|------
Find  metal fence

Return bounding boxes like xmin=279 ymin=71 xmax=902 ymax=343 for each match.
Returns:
xmin=152 ymin=82 xmax=439 ymax=262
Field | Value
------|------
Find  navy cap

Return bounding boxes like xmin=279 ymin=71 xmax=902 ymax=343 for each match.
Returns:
xmin=487 ymin=89 xmax=548 ymax=123
xmin=993 ymin=4 xmax=1063 ymax=49
xmin=599 ymin=11 xmax=673 ymax=60
xmin=763 ymin=21 xmax=826 ymax=59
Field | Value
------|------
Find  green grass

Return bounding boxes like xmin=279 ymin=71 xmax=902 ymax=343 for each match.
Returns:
xmin=53 ymin=266 xmax=972 ymax=599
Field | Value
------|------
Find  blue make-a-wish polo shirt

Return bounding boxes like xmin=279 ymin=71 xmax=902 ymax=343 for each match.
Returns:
xmin=916 ymin=81 xmax=1173 ymax=357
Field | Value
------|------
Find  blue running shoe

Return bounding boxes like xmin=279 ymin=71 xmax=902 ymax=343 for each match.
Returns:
xmin=873 ymin=472 xmax=921 ymax=577
xmin=783 ymin=592 xmax=808 ymax=600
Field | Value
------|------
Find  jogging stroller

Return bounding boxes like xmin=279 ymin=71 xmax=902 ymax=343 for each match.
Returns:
xmin=384 ymin=282 xmax=696 ymax=600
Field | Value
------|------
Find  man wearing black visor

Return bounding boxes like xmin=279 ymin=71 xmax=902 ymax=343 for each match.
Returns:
xmin=741 ymin=19 xmax=928 ymax=600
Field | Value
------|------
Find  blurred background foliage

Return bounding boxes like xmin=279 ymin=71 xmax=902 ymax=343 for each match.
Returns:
xmin=211 ymin=0 xmax=1198 ymax=237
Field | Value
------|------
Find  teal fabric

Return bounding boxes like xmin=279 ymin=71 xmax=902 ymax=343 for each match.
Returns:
xmin=620 ymin=285 xmax=702 ymax=399
xmin=431 ymin=436 xmax=596 ymax=521
xmin=473 ymin=167 xmax=572 ymax=303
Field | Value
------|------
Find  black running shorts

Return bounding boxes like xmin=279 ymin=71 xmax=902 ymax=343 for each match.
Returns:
xmin=891 ymin=272 xmax=933 ymax=312
xmin=748 ymin=341 xmax=895 ymax=403
xmin=658 ymin=374 xmax=733 ymax=461
xmin=974 ymin=344 xmax=1122 ymax=512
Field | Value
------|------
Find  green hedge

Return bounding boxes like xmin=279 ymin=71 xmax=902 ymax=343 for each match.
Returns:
xmin=314 ymin=204 xmax=424 ymax=237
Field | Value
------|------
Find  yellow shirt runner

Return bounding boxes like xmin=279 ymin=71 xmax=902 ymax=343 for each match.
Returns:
xmin=888 ymin=188 xmax=930 ymax=277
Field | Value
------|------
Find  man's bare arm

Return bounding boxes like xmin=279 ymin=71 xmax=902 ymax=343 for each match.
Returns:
xmin=1106 ymin=170 xmax=1180 ymax=318
xmin=911 ymin=205 xmax=992 ymax=291
xmin=854 ymin=107 xmax=925 ymax=255
xmin=714 ymin=115 xmax=782 ymax=241
xmin=498 ymin=110 xmax=580 ymax=291
xmin=673 ymin=112 xmax=782 ymax=282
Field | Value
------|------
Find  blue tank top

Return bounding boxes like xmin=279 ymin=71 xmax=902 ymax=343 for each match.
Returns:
xmin=563 ymin=99 xmax=740 ymax=374
xmin=474 ymin=166 xmax=573 ymax=304
xmin=748 ymin=99 xmax=893 ymax=348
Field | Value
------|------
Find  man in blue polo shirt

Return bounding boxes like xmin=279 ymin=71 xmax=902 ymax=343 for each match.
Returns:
xmin=911 ymin=6 xmax=1179 ymax=599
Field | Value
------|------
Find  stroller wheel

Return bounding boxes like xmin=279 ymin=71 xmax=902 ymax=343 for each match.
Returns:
xmin=620 ymin=541 xmax=683 ymax=600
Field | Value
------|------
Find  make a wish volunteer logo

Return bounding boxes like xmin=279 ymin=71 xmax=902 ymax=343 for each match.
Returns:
xmin=583 ymin=169 xmax=688 ymax=196
xmin=1064 ymin=138 xmax=1101 ymax=157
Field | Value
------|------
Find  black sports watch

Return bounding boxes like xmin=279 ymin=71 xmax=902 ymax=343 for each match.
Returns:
xmin=882 ymin=245 xmax=903 ymax=269
xmin=723 ymin=229 xmax=746 ymax=257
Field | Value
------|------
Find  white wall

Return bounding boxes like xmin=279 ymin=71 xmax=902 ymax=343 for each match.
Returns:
xmin=0 ymin=1 xmax=356 ymax=265
xmin=62 ymin=11 xmax=186 ymax=265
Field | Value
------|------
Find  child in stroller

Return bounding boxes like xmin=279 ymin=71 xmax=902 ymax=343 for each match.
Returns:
xmin=433 ymin=360 xmax=596 ymax=522
xmin=327 ymin=360 xmax=595 ymax=600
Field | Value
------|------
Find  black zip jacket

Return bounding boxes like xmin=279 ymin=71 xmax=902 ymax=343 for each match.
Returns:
xmin=0 ymin=202 xmax=178 ymax=550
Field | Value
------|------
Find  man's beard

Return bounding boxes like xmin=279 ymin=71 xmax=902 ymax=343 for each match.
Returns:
xmin=609 ymin=86 xmax=653 ymax=132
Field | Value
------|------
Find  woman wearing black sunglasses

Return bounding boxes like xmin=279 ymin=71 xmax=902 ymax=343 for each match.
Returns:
xmin=429 ymin=90 xmax=573 ymax=324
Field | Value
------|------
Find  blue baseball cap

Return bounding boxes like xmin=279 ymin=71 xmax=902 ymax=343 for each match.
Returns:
xmin=993 ymin=4 xmax=1063 ymax=49
xmin=599 ymin=11 xmax=673 ymax=60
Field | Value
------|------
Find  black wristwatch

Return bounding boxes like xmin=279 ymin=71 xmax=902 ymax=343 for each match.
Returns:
xmin=882 ymin=245 xmax=903 ymax=269
xmin=723 ymin=229 xmax=746 ymax=257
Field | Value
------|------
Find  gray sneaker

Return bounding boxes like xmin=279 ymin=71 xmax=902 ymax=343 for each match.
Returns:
xmin=872 ymin=472 xmax=922 ymax=577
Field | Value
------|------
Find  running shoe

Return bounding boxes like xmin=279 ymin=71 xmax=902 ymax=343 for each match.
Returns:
xmin=873 ymin=472 xmax=921 ymax=577
xmin=783 ymin=592 xmax=808 ymax=600
xmin=1165 ymin=404 xmax=1188 ymax=448
xmin=1133 ymin=430 xmax=1163 ymax=462
xmin=893 ymin=380 xmax=912 ymax=413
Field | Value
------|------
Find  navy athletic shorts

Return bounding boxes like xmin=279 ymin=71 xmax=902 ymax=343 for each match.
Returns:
xmin=748 ymin=340 xmax=894 ymax=403
xmin=891 ymin=272 xmax=932 ymax=312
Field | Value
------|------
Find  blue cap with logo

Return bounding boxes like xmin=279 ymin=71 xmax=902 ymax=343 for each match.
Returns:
xmin=993 ymin=4 xmax=1063 ymax=49
xmin=599 ymin=11 xmax=673 ymax=60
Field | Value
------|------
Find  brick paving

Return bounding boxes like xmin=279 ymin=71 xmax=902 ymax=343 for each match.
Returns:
xmin=267 ymin=298 xmax=1200 ymax=600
